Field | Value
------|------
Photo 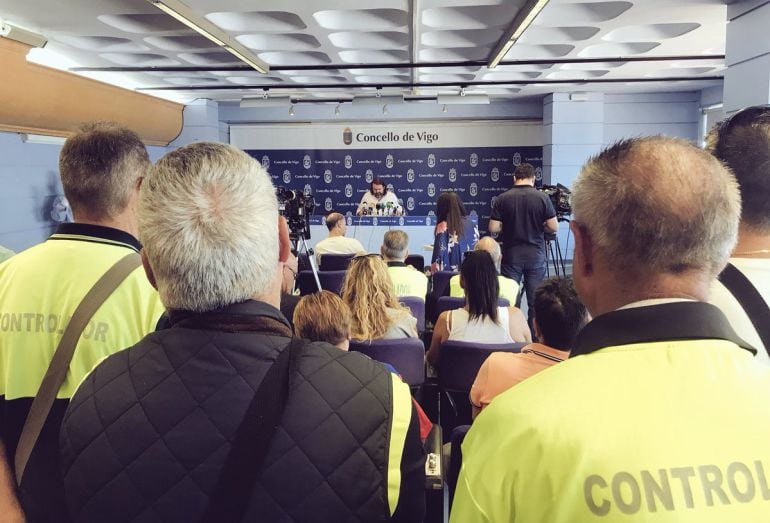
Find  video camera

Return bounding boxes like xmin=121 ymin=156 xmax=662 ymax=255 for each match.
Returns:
xmin=539 ymin=183 xmax=572 ymax=219
xmin=276 ymin=186 xmax=316 ymax=241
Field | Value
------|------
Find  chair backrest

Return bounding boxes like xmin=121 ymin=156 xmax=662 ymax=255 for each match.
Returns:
xmin=297 ymin=270 xmax=319 ymax=295
xmin=435 ymin=296 xmax=511 ymax=317
xmin=318 ymin=270 xmax=348 ymax=295
xmin=319 ymin=253 xmax=354 ymax=271
xmin=427 ymin=271 xmax=458 ymax=324
xmin=437 ymin=340 xmax=525 ymax=393
xmin=349 ymin=338 xmax=426 ymax=386
xmin=399 ymin=296 xmax=425 ymax=333
xmin=297 ymin=270 xmax=348 ymax=295
xmin=405 ymin=254 xmax=425 ymax=272
xmin=430 ymin=271 xmax=456 ymax=300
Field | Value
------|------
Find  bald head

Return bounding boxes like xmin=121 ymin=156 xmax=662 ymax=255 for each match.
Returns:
xmin=572 ymin=136 xmax=740 ymax=278
xmin=325 ymin=212 xmax=345 ymax=233
xmin=475 ymin=236 xmax=502 ymax=272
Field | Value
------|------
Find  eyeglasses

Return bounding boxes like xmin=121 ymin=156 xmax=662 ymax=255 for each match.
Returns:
xmin=715 ymin=105 xmax=770 ymax=156
xmin=350 ymin=253 xmax=382 ymax=263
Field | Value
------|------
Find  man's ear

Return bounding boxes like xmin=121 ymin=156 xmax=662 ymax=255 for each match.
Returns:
xmin=380 ymin=245 xmax=386 ymax=257
xmin=140 ymin=250 xmax=157 ymax=290
xmin=278 ymin=216 xmax=291 ymax=264
xmin=570 ymin=220 xmax=594 ymax=279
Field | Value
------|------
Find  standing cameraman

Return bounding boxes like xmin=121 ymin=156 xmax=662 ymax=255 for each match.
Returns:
xmin=489 ymin=163 xmax=558 ymax=324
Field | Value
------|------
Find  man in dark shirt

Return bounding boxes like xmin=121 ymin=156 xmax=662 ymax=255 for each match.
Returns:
xmin=489 ymin=163 xmax=558 ymax=323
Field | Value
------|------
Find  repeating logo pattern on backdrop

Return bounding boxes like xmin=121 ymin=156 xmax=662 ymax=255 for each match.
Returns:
xmin=249 ymin=145 xmax=543 ymax=230
xmin=261 ymin=155 xmax=270 ymax=169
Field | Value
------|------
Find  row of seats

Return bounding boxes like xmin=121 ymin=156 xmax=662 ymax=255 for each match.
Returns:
xmin=317 ymin=252 xmax=425 ymax=272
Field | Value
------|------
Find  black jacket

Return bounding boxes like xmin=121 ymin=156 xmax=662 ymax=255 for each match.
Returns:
xmin=60 ymin=300 xmax=425 ymax=522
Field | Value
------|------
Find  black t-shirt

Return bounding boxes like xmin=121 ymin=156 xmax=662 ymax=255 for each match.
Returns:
xmin=491 ymin=185 xmax=556 ymax=260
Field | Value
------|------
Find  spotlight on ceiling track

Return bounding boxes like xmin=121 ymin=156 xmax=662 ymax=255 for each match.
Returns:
xmin=442 ymin=104 xmax=448 ymax=113
xmin=334 ymin=104 xmax=341 ymax=116
xmin=289 ymin=104 xmax=295 ymax=116
xmin=240 ymin=93 xmax=292 ymax=108
xmin=487 ymin=0 xmax=550 ymax=69
xmin=0 ymin=18 xmax=47 ymax=47
xmin=146 ymin=0 xmax=269 ymax=73
xmin=382 ymin=104 xmax=389 ymax=115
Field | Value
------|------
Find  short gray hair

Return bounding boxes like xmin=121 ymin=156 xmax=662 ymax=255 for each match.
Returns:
xmin=383 ymin=230 xmax=409 ymax=260
xmin=572 ymin=136 xmax=740 ymax=277
xmin=475 ymin=236 xmax=502 ymax=272
xmin=59 ymin=122 xmax=149 ymax=220
xmin=139 ymin=142 xmax=279 ymax=311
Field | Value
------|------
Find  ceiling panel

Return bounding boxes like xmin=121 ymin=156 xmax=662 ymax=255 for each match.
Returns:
xmin=0 ymin=0 xmax=726 ymax=104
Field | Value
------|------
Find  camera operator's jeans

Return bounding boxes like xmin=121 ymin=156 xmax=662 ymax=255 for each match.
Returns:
xmin=502 ymin=258 xmax=546 ymax=329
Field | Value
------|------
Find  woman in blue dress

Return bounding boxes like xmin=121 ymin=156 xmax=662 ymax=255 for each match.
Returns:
xmin=431 ymin=191 xmax=479 ymax=272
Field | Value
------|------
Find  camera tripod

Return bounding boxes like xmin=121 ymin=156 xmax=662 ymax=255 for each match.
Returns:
xmin=293 ymin=232 xmax=322 ymax=293
xmin=544 ymin=217 xmax=570 ymax=277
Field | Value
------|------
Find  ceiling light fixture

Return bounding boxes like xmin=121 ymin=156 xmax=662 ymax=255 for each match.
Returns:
xmin=334 ymin=104 xmax=341 ymax=116
xmin=487 ymin=0 xmax=550 ymax=69
xmin=382 ymin=104 xmax=389 ymax=115
xmin=147 ymin=0 xmax=269 ymax=74
xmin=0 ymin=18 xmax=47 ymax=48
xmin=442 ymin=104 xmax=448 ymax=113
xmin=289 ymin=104 xmax=295 ymax=116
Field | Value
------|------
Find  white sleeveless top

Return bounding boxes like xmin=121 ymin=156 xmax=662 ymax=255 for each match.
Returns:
xmin=447 ymin=307 xmax=514 ymax=344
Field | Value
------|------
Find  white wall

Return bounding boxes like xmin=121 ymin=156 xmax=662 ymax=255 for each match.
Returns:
xmin=603 ymin=92 xmax=700 ymax=145
xmin=0 ymin=131 xmax=167 ymax=252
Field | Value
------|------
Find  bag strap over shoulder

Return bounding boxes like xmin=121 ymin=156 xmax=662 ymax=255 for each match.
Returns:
xmin=15 ymin=252 xmax=142 ymax=483
xmin=201 ymin=337 xmax=305 ymax=523
xmin=718 ymin=262 xmax=770 ymax=358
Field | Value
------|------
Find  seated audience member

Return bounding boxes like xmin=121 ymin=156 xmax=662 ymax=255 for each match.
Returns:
xmin=450 ymin=236 xmax=519 ymax=303
xmin=451 ymin=137 xmax=770 ymax=522
xmin=293 ymin=290 xmax=351 ymax=350
xmin=427 ymin=251 xmax=531 ymax=366
xmin=314 ymin=211 xmax=365 ymax=265
xmin=60 ymin=142 xmax=425 ymax=522
xmin=707 ymin=106 xmax=770 ymax=365
xmin=381 ymin=229 xmax=428 ymax=298
xmin=470 ymin=277 xmax=588 ymax=417
xmin=341 ymin=254 xmax=419 ymax=340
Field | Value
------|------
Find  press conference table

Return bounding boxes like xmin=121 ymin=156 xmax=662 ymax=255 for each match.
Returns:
xmin=307 ymin=215 xmax=478 ymax=257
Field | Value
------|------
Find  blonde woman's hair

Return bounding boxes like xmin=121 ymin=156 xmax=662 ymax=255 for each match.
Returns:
xmin=341 ymin=254 xmax=411 ymax=339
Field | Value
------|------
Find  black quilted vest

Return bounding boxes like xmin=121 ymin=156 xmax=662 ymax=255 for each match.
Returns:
xmin=60 ymin=301 xmax=397 ymax=522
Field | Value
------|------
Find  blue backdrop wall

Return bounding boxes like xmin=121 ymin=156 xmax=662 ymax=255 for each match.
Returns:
xmin=232 ymin=121 xmax=543 ymax=232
